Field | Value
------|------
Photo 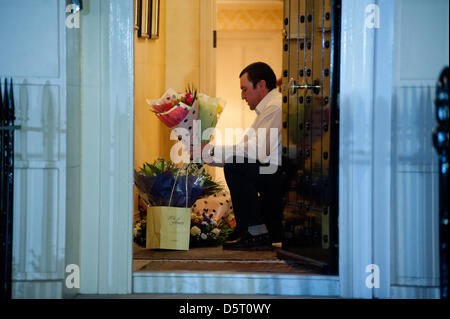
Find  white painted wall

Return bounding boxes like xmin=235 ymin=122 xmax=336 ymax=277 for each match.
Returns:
xmin=339 ymin=0 xmax=448 ymax=299
xmin=0 ymin=0 xmax=135 ymax=298
xmin=0 ymin=0 xmax=68 ymax=298
xmin=390 ymin=0 xmax=448 ymax=298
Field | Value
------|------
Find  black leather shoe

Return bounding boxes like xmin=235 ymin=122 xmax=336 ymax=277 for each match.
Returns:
xmin=225 ymin=228 xmax=243 ymax=242
xmin=222 ymin=231 xmax=273 ymax=250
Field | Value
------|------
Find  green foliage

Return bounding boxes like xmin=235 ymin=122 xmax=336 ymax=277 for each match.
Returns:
xmin=133 ymin=218 xmax=147 ymax=247
xmin=134 ymin=158 xmax=227 ymax=248
xmin=189 ymin=213 xmax=234 ymax=247
xmin=185 ymin=83 xmax=197 ymax=102
xmin=138 ymin=159 xmax=224 ymax=196
xmin=138 ymin=158 xmax=178 ymax=177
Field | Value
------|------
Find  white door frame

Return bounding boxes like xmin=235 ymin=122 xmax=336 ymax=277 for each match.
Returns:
xmin=338 ymin=0 xmax=395 ymax=299
xmin=78 ymin=0 xmax=134 ymax=294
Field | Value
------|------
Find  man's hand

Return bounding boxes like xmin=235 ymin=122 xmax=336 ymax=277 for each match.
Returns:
xmin=200 ymin=142 xmax=208 ymax=154
xmin=190 ymin=142 xmax=211 ymax=162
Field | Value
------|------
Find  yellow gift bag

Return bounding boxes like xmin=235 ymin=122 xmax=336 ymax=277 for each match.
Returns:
xmin=146 ymin=171 xmax=191 ymax=250
xmin=146 ymin=206 xmax=191 ymax=250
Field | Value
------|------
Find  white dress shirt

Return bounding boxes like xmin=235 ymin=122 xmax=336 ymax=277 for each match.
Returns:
xmin=208 ymin=88 xmax=282 ymax=168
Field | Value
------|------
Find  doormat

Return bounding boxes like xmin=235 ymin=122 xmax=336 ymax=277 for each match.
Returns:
xmin=133 ymin=243 xmax=278 ymax=261
xmin=134 ymin=260 xmax=320 ymax=274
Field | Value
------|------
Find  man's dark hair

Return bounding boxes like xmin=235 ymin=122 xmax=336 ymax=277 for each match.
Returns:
xmin=239 ymin=62 xmax=277 ymax=91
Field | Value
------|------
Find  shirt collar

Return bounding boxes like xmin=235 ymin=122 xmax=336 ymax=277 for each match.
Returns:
xmin=255 ymin=89 xmax=279 ymax=115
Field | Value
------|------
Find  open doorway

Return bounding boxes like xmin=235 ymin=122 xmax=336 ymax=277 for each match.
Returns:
xmin=212 ymin=0 xmax=284 ymax=186
xmin=132 ymin=0 xmax=338 ymax=283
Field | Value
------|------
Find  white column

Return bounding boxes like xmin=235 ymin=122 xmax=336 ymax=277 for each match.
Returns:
xmin=79 ymin=0 xmax=134 ymax=294
xmin=339 ymin=0 xmax=379 ymax=299
xmin=372 ymin=0 xmax=395 ymax=299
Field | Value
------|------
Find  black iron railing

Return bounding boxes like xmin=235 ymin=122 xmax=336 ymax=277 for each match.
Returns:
xmin=0 ymin=78 xmax=16 ymax=300
xmin=433 ymin=67 xmax=449 ymax=300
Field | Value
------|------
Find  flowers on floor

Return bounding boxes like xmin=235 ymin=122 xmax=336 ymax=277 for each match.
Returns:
xmin=133 ymin=217 xmax=147 ymax=248
xmin=134 ymin=158 xmax=223 ymax=208
xmin=189 ymin=190 xmax=236 ymax=247
xmin=133 ymin=158 xmax=228 ymax=248
xmin=189 ymin=211 xmax=233 ymax=247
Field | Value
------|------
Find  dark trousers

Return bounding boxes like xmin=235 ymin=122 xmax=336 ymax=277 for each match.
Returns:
xmin=224 ymin=158 xmax=283 ymax=242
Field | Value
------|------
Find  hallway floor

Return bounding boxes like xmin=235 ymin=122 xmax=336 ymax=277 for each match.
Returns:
xmin=133 ymin=243 xmax=324 ymax=275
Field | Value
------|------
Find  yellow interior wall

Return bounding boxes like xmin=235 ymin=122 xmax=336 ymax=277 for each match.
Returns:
xmin=134 ymin=0 xmax=171 ymax=170
xmin=134 ymin=0 xmax=202 ymax=172
xmin=217 ymin=5 xmax=283 ymax=31
xmin=165 ymin=0 xmax=200 ymax=91
xmin=163 ymin=0 xmax=218 ymax=179
xmin=134 ymin=0 xmax=169 ymax=219
xmin=134 ymin=0 xmax=204 ymax=219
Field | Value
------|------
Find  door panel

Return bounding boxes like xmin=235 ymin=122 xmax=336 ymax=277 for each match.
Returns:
xmin=0 ymin=0 xmax=67 ymax=298
xmin=280 ymin=0 xmax=340 ymax=274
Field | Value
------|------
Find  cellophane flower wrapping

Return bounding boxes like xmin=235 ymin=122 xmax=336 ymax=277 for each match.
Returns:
xmin=189 ymin=211 xmax=234 ymax=247
xmin=146 ymin=88 xmax=198 ymax=129
xmin=134 ymin=171 xmax=204 ymax=207
xmin=133 ymin=159 xmax=225 ymax=247
xmin=189 ymin=191 xmax=236 ymax=247
xmin=134 ymin=161 xmax=210 ymax=208
xmin=147 ymin=88 xmax=201 ymax=151
xmin=198 ymin=94 xmax=226 ymax=142
xmin=147 ymin=89 xmax=226 ymax=146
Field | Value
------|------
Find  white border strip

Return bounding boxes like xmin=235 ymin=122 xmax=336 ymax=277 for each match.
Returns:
xmin=133 ymin=273 xmax=340 ymax=296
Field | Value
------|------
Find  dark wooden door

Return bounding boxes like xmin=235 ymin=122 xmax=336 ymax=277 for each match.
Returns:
xmin=279 ymin=0 xmax=340 ymax=275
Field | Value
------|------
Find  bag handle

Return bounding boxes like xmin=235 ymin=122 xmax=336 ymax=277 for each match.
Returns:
xmin=168 ymin=164 xmax=190 ymax=208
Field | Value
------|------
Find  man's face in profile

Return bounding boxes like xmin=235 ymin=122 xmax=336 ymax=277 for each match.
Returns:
xmin=240 ymin=73 xmax=265 ymax=110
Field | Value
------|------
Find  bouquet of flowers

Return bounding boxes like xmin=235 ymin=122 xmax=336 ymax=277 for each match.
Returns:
xmin=189 ymin=211 xmax=234 ymax=247
xmin=197 ymin=94 xmax=226 ymax=142
xmin=189 ymin=190 xmax=236 ymax=247
xmin=133 ymin=158 xmax=224 ymax=247
xmin=147 ymin=86 xmax=199 ymax=150
xmin=134 ymin=158 xmax=222 ymax=207
xmin=133 ymin=218 xmax=147 ymax=248
xmin=147 ymin=86 xmax=226 ymax=146
xmin=146 ymin=86 xmax=197 ymax=128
